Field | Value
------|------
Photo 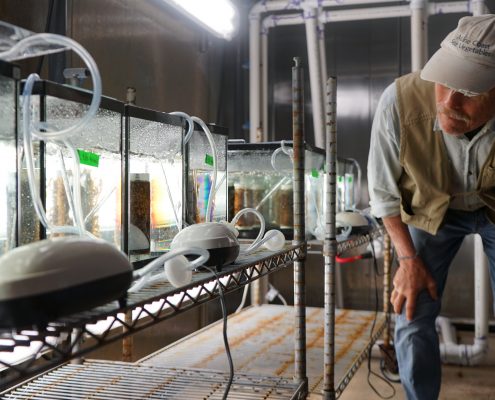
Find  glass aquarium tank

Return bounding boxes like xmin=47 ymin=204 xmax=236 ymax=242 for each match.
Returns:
xmin=21 ymin=80 xmax=125 ymax=249
xmin=228 ymin=141 xmax=354 ymax=240
xmin=185 ymin=123 xmax=228 ymax=225
xmin=0 ymin=60 xmax=20 ymax=255
xmin=125 ymin=105 xmax=185 ymax=261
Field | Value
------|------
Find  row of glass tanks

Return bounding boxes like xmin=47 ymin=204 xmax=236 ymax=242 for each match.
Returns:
xmin=227 ymin=142 xmax=357 ymax=240
xmin=0 ymin=59 xmax=228 ymax=264
xmin=0 ymin=59 xmax=358 ymax=262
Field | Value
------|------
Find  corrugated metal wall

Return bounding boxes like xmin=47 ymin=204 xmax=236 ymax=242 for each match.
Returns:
xmin=0 ymin=0 xmax=237 ymax=121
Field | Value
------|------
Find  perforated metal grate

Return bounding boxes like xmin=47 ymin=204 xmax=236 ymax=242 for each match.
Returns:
xmin=139 ymin=305 xmax=386 ymax=397
xmin=1 ymin=360 xmax=304 ymax=399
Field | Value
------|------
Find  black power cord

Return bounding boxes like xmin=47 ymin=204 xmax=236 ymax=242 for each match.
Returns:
xmin=366 ymin=239 xmax=396 ymax=399
xmin=203 ymin=266 xmax=234 ymax=400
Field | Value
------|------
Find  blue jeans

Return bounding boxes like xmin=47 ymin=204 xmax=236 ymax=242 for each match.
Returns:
xmin=395 ymin=208 xmax=495 ymax=400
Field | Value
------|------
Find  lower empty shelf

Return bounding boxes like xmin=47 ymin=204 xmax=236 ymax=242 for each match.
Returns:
xmin=1 ymin=359 xmax=304 ymax=399
xmin=139 ymin=304 xmax=386 ymax=396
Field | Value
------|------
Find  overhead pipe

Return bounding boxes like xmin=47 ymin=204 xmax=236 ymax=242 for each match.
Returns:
xmin=303 ymin=6 xmax=325 ymax=148
xmin=249 ymin=0 xmax=406 ymax=142
xmin=411 ymin=0 xmax=429 ymax=71
xmin=250 ymin=0 xmax=402 ymax=15
xmin=249 ymin=14 xmax=262 ymax=143
xmin=262 ymin=3 xmax=471 ymax=26
xmin=257 ymin=1 xmax=471 ymax=144
xmin=470 ymin=0 xmax=488 ymax=15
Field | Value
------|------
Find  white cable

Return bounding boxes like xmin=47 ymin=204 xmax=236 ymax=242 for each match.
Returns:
xmin=192 ymin=117 xmax=218 ymax=222
xmin=270 ymin=140 xmax=293 ymax=172
xmin=171 ymin=111 xmax=195 ymax=144
xmin=255 ymin=176 xmax=290 ymax=211
xmin=21 ymin=74 xmax=79 ymax=235
xmin=277 ymin=293 xmax=288 ymax=306
xmin=160 ymin=162 xmax=180 ymax=229
xmin=84 ymin=186 xmax=116 ymax=224
xmin=347 ymin=157 xmax=362 ymax=209
xmin=129 ymin=246 xmax=209 ymax=292
xmin=231 ymin=208 xmax=266 ymax=253
xmin=235 ymin=284 xmax=250 ymax=313
xmin=16 ymin=33 xmax=102 ymax=237
xmin=3 ymin=33 xmax=101 ymax=141
xmin=63 ymin=139 xmax=85 ymax=235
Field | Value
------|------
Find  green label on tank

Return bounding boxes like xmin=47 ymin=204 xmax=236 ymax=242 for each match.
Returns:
xmin=77 ymin=149 xmax=100 ymax=167
xmin=311 ymin=168 xmax=319 ymax=178
xmin=205 ymin=154 xmax=214 ymax=166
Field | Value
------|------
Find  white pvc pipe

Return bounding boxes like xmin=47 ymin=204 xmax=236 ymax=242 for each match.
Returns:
xmin=474 ymin=234 xmax=490 ymax=351
xmin=262 ymin=3 xmax=471 ymax=27
xmin=261 ymin=28 xmax=269 ymax=141
xmin=411 ymin=0 xmax=429 ymax=71
xmin=321 ymin=5 xmax=411 ymax=22
xmin=257 ymin=2 xmax=470 ymax=147
xmin=471 ymin=0 xmax=487 ymax=15
xmin=304 ymin=6 xmax=325 ymax=149
xmin=436 ymin=235 xmax=489 ymax=366
xmin=249 ymin=14 xmax=262 ymax=143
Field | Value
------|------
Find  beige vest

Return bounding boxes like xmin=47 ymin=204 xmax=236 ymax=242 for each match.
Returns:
xmin=395 ymin=72 xmax=495 ymax=234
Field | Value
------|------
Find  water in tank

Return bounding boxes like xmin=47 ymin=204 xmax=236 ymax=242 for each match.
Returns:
xmin=228 ymin=141 xmax=353 ymax=240
xmin=185 ymin=123 xmax=228 ymax=225
xmin=126 ymin=105 xmax=184 ymax=261
xmin=20 ymin=80 xmax=125 ymax=249
xmin=0 ymin=60 xmax=19 ymax=255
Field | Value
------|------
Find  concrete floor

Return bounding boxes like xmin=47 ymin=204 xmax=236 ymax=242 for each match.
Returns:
xmin=334 ymin=332 xmax=495 ymax=400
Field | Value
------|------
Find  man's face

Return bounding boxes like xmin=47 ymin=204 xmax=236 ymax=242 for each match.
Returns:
xmin=435 ymin=83 xmax=495 ymax=136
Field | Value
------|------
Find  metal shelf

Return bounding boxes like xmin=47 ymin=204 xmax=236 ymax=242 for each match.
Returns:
xmin=1 ymin=360 xmax=305 ymax=399
xmin=139 ymin=304 xmax=386 ymax=397
xmin=337 ymin=227 xmax=384 ymax=254
xmin=0 ymin=244 xmax=303 ymax=390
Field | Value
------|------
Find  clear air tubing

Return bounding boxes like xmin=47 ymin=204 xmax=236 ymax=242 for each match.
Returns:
xmin=5 ymin=32 xmax=213 ymax=292
xmin=15 ymin=32 xmax=103 ymax=237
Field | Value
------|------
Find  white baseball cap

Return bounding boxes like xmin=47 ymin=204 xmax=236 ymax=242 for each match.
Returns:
xmin=421 ymin=14 xmax=495 ymax=95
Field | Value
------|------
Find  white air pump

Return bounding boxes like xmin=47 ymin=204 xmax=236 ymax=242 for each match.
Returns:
xmin=130 ymin=208 xmax=286 ymax=292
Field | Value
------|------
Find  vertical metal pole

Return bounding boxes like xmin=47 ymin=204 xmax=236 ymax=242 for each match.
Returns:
xmin=69 ymin=329 xmax=83 ymax=364
xmin=383 ymin=233 xmax=392 ymax=347
xmin=122 ymin=87 xmax=136 ymax=362
xmin=323 ymin=77 xmax=337 ymax=400
xmin=292 ymin=56 xmax=307 ymax=392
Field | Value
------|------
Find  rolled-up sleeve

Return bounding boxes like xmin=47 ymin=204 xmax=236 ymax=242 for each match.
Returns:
xmin=367 ymin=82 xmax=402 ymax=218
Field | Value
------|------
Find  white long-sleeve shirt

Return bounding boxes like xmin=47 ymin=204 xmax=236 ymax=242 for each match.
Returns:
xmin=367 ymin=81 xmax=495 ymax=219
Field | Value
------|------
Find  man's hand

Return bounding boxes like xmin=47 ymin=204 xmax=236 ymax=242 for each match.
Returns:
xmin=391 ymin=257 xmax=438 ymax=321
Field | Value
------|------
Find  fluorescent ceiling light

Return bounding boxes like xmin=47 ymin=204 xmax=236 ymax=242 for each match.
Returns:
xmin=165 ymin=0 xmax=238 ymax=40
